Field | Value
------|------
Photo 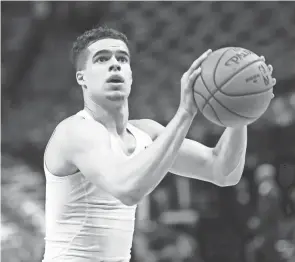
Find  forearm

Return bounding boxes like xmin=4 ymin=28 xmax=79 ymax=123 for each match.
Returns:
xmin=117 ymin=108 xmax=194 ymax=204
xmin=212 ymin=126 xmax=247 ymax=186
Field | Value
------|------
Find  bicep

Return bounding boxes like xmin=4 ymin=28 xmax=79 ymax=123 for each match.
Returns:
xmin=71 ymin=143 xmax=111 ymax=182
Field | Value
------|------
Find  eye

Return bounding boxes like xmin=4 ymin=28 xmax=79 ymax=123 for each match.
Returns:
xmin=97 ymin=56 xmax=109 ymax=63
xmin=118 ymin=56 xmax=129 ymax=63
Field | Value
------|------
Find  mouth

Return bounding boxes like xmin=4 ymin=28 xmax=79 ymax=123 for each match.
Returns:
xmin=106 ymin=75 xmax=125 ymax=84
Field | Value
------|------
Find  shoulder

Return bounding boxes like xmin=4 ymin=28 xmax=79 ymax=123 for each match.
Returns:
xmin=45 ymin=115 xmax=111 ymax=175
xmin=129 ymin=119 xmax=165 ymax=141
xmin=62 ymin=115 xmax=110 ymax=145
xmin=50 ymin=115 xmax=110 ymax=151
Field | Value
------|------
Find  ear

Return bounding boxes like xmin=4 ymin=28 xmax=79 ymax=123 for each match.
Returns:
xmin=76 ymin=71 xmax=85 ymax=86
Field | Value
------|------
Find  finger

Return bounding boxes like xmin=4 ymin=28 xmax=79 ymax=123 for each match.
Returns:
xmin=188 ymin=67 xmax=202 ymax=87
xmin=187 ymin=49 xmax=212 ymax=75
xmin=268 ymin=64 xmax=273 ymax=74
xmin=260 ymin=56 xmax=265 ymax=62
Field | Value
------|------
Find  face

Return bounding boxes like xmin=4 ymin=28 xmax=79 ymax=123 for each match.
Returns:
xmin=76 ymin=38 xmax=132 ymax=106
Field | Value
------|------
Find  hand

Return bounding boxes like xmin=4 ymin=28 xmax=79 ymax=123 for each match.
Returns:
xmin=260 ymin=55 xmax=276 ymax=99
xmin=179 ymin=49 xmax=212 ymax=116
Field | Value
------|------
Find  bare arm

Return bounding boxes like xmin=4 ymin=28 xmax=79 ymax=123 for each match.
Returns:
xmin=212 ymin=126 xmax=247 ymax=186
xmin=66 ymin=108 xmax=194 ymax=206
xmin=131 ymin=119 xmax=246 ymax=187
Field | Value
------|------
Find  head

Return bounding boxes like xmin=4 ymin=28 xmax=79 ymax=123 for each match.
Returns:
xmin=71 ymin=26 xmax=133 ymax=108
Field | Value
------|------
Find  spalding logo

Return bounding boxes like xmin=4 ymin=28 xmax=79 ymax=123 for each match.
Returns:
xmin=225 ymin=49 xmax=254 ymax=66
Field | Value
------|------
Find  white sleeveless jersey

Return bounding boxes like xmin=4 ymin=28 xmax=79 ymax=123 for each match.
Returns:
xmin=42 ymin=110 xmax=153 ymax=262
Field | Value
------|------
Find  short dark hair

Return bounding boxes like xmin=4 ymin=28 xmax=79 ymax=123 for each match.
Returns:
xmin=71 ymin=25 xmax=130 ymax=71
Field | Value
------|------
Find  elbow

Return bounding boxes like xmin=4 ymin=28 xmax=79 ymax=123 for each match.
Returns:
xmin=219 ymin=176 xmax=241 ymax=187
xmin=215 ymin=176 xmax=241 ymax=187
xmin=105 ymin=177 xmax=144 ymax=206
xmin=222 ymin=170 xmax=244 ymax=187
xmin=228 ymin=176 xmax=242 ymax=186
xmin=120 ymin=198 xmax=137 ymax=206
xmin=116 ymin=188 xmax=144 ymax=206
xmin=214 ymin=164 xmax=244 ymax=187
xmin=120 ymin=195 xmax=140 ymax=206
xmin=214 ymin=155 xmax=245 ymax=187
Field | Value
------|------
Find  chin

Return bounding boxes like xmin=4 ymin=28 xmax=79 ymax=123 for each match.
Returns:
xmin=106 ymin=94 xmax=127 ymax=104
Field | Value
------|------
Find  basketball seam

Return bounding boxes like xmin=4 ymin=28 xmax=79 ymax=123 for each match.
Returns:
xmin=199 ymin=48 xmax=231 ymax=112
xmin=194 ymin=90 xmax=224 ymax=126
xmin=215 ymin=58 xmax=264 ymax=90
xmin=213 ymin=47 xmax=232 ymax=90
xmin=200 ymin=73 xmax=256 ymax=119
xmin=201 ymin=59 xmax=268 ymax=110
xmin=217 ymin=84 xmax=273 ymax=97
xmin=201 ymin=73 xmax=214 ymax=111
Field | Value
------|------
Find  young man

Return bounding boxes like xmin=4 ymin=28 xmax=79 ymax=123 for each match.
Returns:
xmin=42 ymin=26 xmax=275 ymax=262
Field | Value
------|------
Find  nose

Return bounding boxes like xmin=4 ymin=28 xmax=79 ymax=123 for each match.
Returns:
xmin=109 ymin=64 xmax=121 ymax=72
xmin=109 ymin=58 xmax=121 ymax=72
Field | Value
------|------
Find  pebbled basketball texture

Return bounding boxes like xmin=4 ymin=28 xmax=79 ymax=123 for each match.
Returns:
xmin=194 ymin=47 xmax=274 ymax=127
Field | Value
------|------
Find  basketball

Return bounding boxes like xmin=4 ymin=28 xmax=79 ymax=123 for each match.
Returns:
xmin=193 ymin=47 xmax=274 ymax=127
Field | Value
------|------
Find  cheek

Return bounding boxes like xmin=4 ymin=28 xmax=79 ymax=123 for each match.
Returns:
xmin=125 ymin=66 xmax=133 ymax=82
xmin=86 ymin=68 xmax=104 ymax=82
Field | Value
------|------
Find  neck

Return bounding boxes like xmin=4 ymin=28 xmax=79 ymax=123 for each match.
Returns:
xmin=84 ymin=97 xmax=129 ymax=136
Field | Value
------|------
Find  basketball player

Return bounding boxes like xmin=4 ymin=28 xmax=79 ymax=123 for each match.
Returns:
xmin=42 ymin=26 xmax=275 ymax=262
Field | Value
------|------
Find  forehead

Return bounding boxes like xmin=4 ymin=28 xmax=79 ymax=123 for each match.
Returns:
xmin=87 ymin=38 xmax=129 ymax=55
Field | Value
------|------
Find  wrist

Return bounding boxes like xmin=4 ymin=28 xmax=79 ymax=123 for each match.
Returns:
xmin=177 ymin=106 xmax=197 ymax=119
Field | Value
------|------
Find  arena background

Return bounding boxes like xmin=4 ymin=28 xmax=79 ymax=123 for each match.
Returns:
xmin=1 ymin=1 xmax=295 ymax=262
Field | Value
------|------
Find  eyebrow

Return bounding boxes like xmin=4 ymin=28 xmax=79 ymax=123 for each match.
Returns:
xmin=92 ymin=49 xmax=130 ymax=60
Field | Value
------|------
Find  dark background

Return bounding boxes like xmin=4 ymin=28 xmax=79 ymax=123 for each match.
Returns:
xmin=1 ymin=1 xmax=295 ymax=262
